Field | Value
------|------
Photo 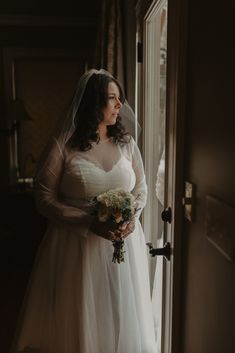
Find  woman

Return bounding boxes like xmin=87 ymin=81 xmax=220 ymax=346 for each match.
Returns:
xmin=12 ymin=69 xmax=156 ymax=353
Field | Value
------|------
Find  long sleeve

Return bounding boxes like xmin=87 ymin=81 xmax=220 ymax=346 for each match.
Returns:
xmin=129 ymin=138 xmax=148 ymax=217
xmin=34 ymin=137 xmax=94 ymax=230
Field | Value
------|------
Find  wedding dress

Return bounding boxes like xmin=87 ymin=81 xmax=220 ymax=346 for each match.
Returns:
xmin=11 ymin=136 xmax=157 ymax=353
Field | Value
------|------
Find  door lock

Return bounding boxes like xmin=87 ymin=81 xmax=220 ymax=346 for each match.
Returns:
xmin=161 ymin=207 xmax=172 ymax=223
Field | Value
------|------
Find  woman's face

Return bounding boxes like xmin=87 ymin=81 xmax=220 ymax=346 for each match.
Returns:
xmin=100 ymin=81 xmax=123 ymax=126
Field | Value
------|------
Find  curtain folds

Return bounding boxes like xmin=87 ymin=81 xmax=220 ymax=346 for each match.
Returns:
xmin=94 ymin=0 xmax=126 ymax=92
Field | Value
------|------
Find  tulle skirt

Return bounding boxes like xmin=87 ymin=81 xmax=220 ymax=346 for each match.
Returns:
xmin=11 ymin=220 xmax=157 ymax=353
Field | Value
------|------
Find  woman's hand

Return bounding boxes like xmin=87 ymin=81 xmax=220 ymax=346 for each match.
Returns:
xmin=117 ymin=218 xmax=136 ymax=239
xmin=90 ymin=217 xmax=136 ymax=241
xmin=90 ymin=217 xmax=121 ymax=241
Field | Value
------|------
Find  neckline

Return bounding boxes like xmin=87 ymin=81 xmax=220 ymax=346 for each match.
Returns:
xmin=99 ymin=138 xmax=110 ymax=143
xmin=80 ymin=155 xmax=128 ymax=173
xmin=93 ymin=137 xmax=111 ymax=144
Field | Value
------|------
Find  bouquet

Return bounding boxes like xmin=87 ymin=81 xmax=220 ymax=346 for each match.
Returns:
xmin=90 ymin=188 xmax=139 ymax=263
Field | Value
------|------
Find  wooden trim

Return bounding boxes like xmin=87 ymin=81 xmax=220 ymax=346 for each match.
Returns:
xmin=165 ymin=0 xmax=188 ymax=352
xmin=0 ymin=15 xmax=96 ymax=28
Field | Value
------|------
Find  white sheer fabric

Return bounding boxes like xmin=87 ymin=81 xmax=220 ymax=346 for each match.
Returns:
xmin=48 ymin=69 xmax=139 ymax=151
xmin=11 ymin=137 xmax=157 ymax=353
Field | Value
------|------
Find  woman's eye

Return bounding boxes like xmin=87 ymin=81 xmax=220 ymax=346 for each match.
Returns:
xmin=108 ymin=96 xmax=122 ymax=102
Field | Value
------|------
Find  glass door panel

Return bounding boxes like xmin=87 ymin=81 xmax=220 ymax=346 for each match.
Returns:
xmin=142 ymin=1 xmax=168 ymax=352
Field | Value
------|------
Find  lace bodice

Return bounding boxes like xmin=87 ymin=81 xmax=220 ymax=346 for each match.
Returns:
xmin=60 ymin=140 xmax=136 ymax=201
xmin=34 ymin=137 xmax=147 ymax=231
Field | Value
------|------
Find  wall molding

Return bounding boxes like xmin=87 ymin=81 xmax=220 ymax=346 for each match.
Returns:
xmin=0 ymin=15 xmax=96 ymax=28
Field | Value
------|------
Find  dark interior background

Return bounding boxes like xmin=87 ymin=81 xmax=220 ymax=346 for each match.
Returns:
xmin=0 ymin=1 xmax=101 ymax=351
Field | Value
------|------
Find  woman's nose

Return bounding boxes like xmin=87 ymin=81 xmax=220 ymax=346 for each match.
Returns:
xmin=115 ymin=98 xmax=122 ymax=108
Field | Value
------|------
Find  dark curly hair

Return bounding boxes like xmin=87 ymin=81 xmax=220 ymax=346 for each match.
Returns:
xmin=68 ymin=73 xmax=130 ymax=151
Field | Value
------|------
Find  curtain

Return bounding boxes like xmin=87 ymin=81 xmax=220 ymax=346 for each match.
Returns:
xmin=94 ymin=0 xmax=126 ymax=92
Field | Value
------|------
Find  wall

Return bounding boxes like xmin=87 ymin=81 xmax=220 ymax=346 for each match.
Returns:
xmin=0 ymin=0 xmax=101 ymax=188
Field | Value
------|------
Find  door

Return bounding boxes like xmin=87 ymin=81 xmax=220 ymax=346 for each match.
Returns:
xmin=137 ymin=0 xmax=187 ymax=352
xmin=179 ymin=1 xmax=235 ymax=352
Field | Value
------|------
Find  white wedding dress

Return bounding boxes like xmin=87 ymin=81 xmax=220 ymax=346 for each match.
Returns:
xmin=11 ymin=136 xmax=157 ymax=353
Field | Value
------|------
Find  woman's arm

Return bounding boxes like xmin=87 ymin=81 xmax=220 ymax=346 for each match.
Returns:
xmin=34 ymin=138 xmax=93 ymax=228
xmin=35 ymin=138 xmax=120 ymax=240
xmin=130 ymin=137 xmax=148 ymax=217
xmin=116 ymin=138 xmax=148 ymax=239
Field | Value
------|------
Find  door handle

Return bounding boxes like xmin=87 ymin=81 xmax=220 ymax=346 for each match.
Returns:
xmin=161 ymin=207 xmax=172 ymax=223
xmin=146 ymin=242 xmax=171 ymax=261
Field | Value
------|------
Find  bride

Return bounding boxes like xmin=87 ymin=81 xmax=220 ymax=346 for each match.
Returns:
xmin=11 ymin=69 xmax=157 ymax=353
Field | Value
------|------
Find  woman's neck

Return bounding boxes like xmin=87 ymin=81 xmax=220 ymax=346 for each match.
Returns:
xmin=98 ymin=124 xmax=108 ymax=141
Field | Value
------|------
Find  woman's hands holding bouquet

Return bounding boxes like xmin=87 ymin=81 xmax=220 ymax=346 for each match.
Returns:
xmin=90 ymin=189 xmax=139 ymax=263
xmin=90 ymin=217 xmax=120 ymax=241
xmin=90 ymin=217 xmax=135 ymax=241
xmin=115 ymin=218 xmax=136 ymax=239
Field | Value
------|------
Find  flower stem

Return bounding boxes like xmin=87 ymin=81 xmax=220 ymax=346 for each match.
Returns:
xmin=112 ymin=240 xmax=125 ymax=263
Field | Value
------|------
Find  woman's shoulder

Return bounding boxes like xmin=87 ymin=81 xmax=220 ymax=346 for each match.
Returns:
xmin=119 ymin=135 xmax=136 ymax=155
xmin=48 ymin=136 xmax=78 ymax=162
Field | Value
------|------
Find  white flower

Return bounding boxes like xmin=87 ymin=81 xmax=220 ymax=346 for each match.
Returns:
xmin=93 ymin=188 xmax=138 ymax=223
xmin=91 ymin=188 xmax=139 ymax=264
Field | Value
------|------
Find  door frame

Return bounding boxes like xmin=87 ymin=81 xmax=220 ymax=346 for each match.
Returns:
xmin=165 ymin=0 xmax=187 ymax=350
xmin=136 ymin=0 xmax=188 ymax=351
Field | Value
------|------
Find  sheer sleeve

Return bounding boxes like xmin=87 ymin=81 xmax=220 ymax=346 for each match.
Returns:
xmin=34 ymin=137 xmax=94 ymax=234
xmin=128 ymin=137 xmax=148 ymax=218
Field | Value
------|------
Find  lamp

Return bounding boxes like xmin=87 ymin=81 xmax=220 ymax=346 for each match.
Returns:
xmin=0 ymin=98 xmax=32 ymax=136
xmin=2 ymin=98 xmax=33 ymax=188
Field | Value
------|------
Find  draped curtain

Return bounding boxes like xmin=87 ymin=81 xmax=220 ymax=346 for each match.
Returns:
xmin=94 ymin=0 xmax=126 ymax=93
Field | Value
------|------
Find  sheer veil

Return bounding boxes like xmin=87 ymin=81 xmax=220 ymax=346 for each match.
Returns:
xmin=36 ymin=68 xmax=139 ymax=176
xmin=55 ymin=68 xmax=139 ymax=146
